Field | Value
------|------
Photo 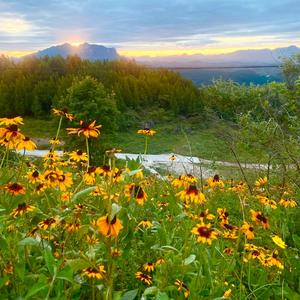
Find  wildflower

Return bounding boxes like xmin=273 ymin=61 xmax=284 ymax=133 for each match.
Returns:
xmin=0 ymin=125 xmax=25 ymax=143
xmin=256 ymin=195 xmax=277 ymax=209
xmin=61 ymin=192 xmax=73 ymax=202
xmin=83 ymin=166 xmax=100 ymax=185
xmin=255 ymin=176 xmax=268 ymax=188
xmin=228 ymin=181 xmax=246 ymax=193
xmin=4 ymin=182 xmax=25 ymax=196
xmin=82 ymin=265 xmax=106 ymax=279
xmin=98 ymin=165 xmax=114 ymax=177
xmin=272 ymin=235 xmax=286 ymax=249
xmin=143 ymin=262 xmax=155 ymax=272
xmin=198 ymin=209 xmax=215 ymax=221
xmin=64 ymin=222 xmax=80 ymax=233
xmin=3 ymin=263 xmax=13 ymax=274
xmin=279 ymin=198 xmax=297 ymax=208
xmin=96 ymin=215 xmax=123 ymax=237
xmin=135 ymin=272 xmax=152 ymax=285
xmin=206 ymin=175 xmax=225 ymax=189
xmin=52 ymin=108 xmax=75 ymax=121
xmin=250 ymin=210 xmax=269 ymax=229
xmin=67 ymin=120 xmax=101 ymax=138
xmin=155 ymin=258 xmax=165 ymax=265
xmin=27 ymin=170 xmax=41 ymax=184
xmin=175 ymin=279 xmax=190 ymax=298
xmin=240 ymin=222 xmax=255 ymax=240
xmin=177 ymin=185 xmax=206 ymax=204
xmin=38 ymin=217 xmax=58 ymax=230
xmin=105 ymin=148 xmax=121 ymax=158
xmin=223 ymin=247 xmax=234 ymax=255
xmin=16 ymin=137 xmax=37 ymax=151
xmin=137 ymin=128 xmax=156 ymax=136
xmin=169 ymin=154 xmax=177 ymax=161
xmin=125 ymin=183 xmax=147 ymax=205
xmin=111 ymin=248 xmax=122 ymax=257
xmin=217 ymin=208 xmax=229 ymax=227
xmin=57 ymin=171 xmax=73 ymax=191
xmin=10 ymin=203 xmax=35 ymax=218
xmin=138 ymin=220 xmax=153 ymax=229
xmin=191 ymin=222 xmax=218 ymax=245
xmin=69 ymin=150 xmax=88 ymax=162
xmin=49 ymin=138 xmax=61 ymax=145
xmin=86 ymin=235 xmax=99 ymax=245
xmin=223 ymin=288 xmax=232 ymax=298
xmin=223 ymin=230 xmax=238 ymax=240
xmin=0 ymin=116 xmax=23 ymax=126
xmin=35 ymin=183 xmax=46 ymax=194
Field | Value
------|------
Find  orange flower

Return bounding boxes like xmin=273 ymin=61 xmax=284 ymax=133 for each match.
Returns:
xmin=67 ymin=120 xmax=101 ymax=138
xmin=96 ymin=215 xmax=123 ymax=237
xmin=4 ymin=182 xmax=25 ymax=196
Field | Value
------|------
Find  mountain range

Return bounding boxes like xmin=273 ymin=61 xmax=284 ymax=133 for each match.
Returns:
xmin=29 ymin=43 xmax=119 ymax=61
xmin=15 ymin=43 xmax=300 ymax=67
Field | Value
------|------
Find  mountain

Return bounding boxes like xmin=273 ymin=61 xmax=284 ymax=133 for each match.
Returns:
xmin=135 ymin=45 xmax=300 ymax=68
xmin=30 ymin=43 xmax=119 ymax=61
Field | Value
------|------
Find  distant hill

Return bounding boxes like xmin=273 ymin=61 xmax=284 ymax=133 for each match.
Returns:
xmin=28 ymin=43 xmax=120 ymax=61
xmin=135 ymin=45 xmax=300 ymax=68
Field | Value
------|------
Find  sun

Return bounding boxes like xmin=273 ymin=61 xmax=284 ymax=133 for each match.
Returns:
xmin=69 ymin=41 xmax=85 ymax=47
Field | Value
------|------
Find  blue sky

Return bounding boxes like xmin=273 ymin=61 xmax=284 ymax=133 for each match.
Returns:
xmin=1 ymin=0 xmax=300 ymax=56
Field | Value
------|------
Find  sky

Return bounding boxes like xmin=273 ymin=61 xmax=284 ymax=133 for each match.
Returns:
xmin=0 ymin=0 xmax=300 ymax=57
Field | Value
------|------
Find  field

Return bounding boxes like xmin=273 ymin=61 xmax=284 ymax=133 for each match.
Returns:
xmin=0 ymin=114 xmax=299 ymax=299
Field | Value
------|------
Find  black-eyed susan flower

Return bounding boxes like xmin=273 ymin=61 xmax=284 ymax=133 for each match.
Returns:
xmin=52 ymin=108 xmax=75 ymax=121
xmin=105 ymin=148 xmax=121 ymax=158
xmin=206 ymin=174 xmax=225 ymax=189
xmin=38 ymin=217 xmax=58 ymax=230
xmin=250 ymin=210 xmax=269 ymax=229
xmin=256 ymin=195 xmax=277 ymax=209
xmin=64 ymin=222 xmax=80 ymax=233
xmin=67 ymin=120 xmax=101 ymax=138
xmin=111 ymin=248 xmax=122 ymax=257
xmin=138 ymin=220 xmax=153 ymax=229
xmin=223 ymin=288 xmax=232 ymax=298
xmin=27 ymin=170 xmax=41 ymax=184
xmin=16 ymin=137 xmax=37 ymax=151
xmin=82 ymin=265 xmax=106 ymax=279
xmin=4 ymin=182 xmax=25 ymax=196
xmin=125 ymin=183 xmax=147 ymax=205
xmin=61 ymin=192 xmax=73 ymax=202
xmin=96 ymin=215 xmax=123 ymax=237
xmin=0 ymin=125 xmax=25 ymax=143
xmin=69 ymin=150 xmax=88 ymax=162
xmin=57 ymin=171 xmax=73 ymax=191
xmin=49 ymin=138 xmax=61 ymax=145
xmin=10 ymin=203 xmax=35 ymax=218
xmin=177 ymin=185 xmax=206 ymax=204
xmin=175 ymin=279 xmax=190 ymax=298
xmin=83 ymin=166 xmax=100 ymax=185
xmin=240 ymin=222 xmax=255 ymax=240
xmin=272 ymin=235 xmax=286 ymax=249
xmin=169 ymin=154 xmax=177 ymax=161
xmin=0 ymin=116 xmax=23 ymax=126
xmin=155 ymin=258 xmax=165 ymax=266
xmin=143 ymin=262 xmax=155 ymax=272
xmin=137 ymin=128 xmax=156 ymax=136
xmin=85 ymin=235 xmax=98 ymax=247
xmin=223 ymin=230 xmax=238 ymax=240
xmin=279 ymin=198 xmax=297 ymax=208
xmin=223 ymin=247 xmax=234 ymax=255
xmin=135 ymin=272 xmax=152 ymax=285
xmin=191 ymin=222 xmax=218 ymax=245
xmin=255 ymin=176 xmax=268 ymax=188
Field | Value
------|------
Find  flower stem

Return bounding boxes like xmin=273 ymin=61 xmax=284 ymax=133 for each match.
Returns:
xmin=86 ymin=137 xmax=90 ymax=171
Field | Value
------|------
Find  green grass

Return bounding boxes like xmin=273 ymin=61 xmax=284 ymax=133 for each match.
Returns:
xmin=23 ymin=117 xmax=266 ymax=163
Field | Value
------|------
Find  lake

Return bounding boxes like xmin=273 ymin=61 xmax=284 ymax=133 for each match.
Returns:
xmin=174 ymin=66 xmax=283 ymax=85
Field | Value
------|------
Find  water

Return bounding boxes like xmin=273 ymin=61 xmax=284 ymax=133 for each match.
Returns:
xmin=175 ymin=66 xmax=283 ymax=86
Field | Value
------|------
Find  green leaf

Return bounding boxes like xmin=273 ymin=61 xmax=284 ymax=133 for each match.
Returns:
xmin=19 ymin=237 xmax=40 ymax=247
xmin=44 ymin=249 xmax=56 ymax=276
xmin=71 ymin=186 xmax=96 ymax=202
xmin=143 ymin=286 xmax=159 ymax=296
xmin=120 ymin=289 xmax=139 ymax=300
xmin=66 ymin=258 xmax=90 ymax=272
xmin=183 ymin=254 xmax=196 ymax=265
xmin=156 ymin=292 xmax=169 ymax=300
xmin=25 ymin=282 xmax=48 ymax=300
xmin=292 ymin=234 xmax=300 ymax=248
xmin=57 ymin=265 xmax=74 ymax=283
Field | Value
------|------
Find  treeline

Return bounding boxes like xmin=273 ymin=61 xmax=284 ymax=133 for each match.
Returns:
xmin=0 ymin=55 xmax=201 ymax=118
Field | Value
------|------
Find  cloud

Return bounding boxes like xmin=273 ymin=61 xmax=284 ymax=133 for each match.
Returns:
xmin=0 ymin=0 xmax=299 ymax=52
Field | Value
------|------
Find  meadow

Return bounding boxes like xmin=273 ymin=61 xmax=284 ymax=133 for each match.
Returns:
xmin=0 ymin=112 xmax=299 ymax=300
